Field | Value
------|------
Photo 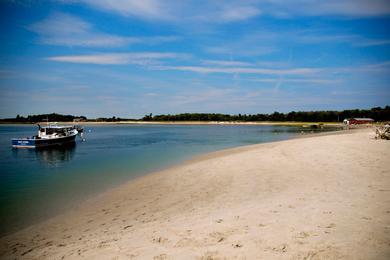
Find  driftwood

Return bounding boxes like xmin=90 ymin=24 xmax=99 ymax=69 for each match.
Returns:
xmin=375 ymin=124 xmax=390 ymax=140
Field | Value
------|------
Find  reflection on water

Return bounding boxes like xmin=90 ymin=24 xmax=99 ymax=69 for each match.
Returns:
xmin=35 ymin=143 xmax=76 ymax=167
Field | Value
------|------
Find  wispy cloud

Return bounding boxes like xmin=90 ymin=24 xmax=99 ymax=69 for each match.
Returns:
xmin=336 ymin=61 xmax=390 ymax=73
xmin=202 ymin=60 xmax=253 ymax=67
xmin=353 ymin=39 xmax=390 ymax=47
xmin=296 ymin=32 xmax=390 ymax=47
xmin=215 ymin=5 xmax=262 ymax=22
xmin=153 ymin=65 xmax=321 ymax=75
xmin=29 ymin=12 xmax=177 ymax=47
xmin=71 ymin=0 xmax=390 ymax=21
xmin=75 ymin=0 xmax=173 ymax=20
xmin=205 ymin=45 xmax=277 ymax=57
xmin=257 ymin=0 xmax=390 ymax=17
xmin=250 ymin=78 xmax=341 ymax=84
xmin=46 ymin=52 xmax=188 ymax=65
xmin=73 ymin=0 xmax=264 ymax=22
xmin=231 ymin=28 xmax=390 ymax=49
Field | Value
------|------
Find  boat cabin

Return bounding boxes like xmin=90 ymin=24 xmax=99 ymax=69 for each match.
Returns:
xmin=38 ymin=125 xmax=76 ymax=138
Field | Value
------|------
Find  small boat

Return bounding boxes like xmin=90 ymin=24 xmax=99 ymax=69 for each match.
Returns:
xmin=12 ymin=123 xmax=83 ymax=149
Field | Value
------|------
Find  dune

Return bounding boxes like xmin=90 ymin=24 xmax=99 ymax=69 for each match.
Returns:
xmin=0 ymin=128 xmax=389 ymax=259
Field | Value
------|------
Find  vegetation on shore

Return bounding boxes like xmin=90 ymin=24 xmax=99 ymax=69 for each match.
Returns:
xmin=1 ymin=106 xmax=389 ymax=123
xmin=0 ymin=113 xmax=134 ymax=123
xmin=142 ymin=106 xmax=390 ymax=122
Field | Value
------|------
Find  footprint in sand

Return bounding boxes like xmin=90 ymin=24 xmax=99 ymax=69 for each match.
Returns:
xmin=209 ymin=232 xmax=226 ymax=243
xmin=232 ymin=243 xmax=243 ymax=248
xmin=201 ymin=251 xmax=219 ymax=260
xmin=123 ymin=225 xmax=133 ymax=230
xmin=272 ymin=243 xmax=287 ymax=253
xmin=296 ymin=231 xmax=310 ymax=239
xmin=153 ymin=254 xmax=168 ymax=260
xmin=152 ymin=236 xmax=168 ymax=244
xmin=325 ymin=223 xmax=336 ymax=228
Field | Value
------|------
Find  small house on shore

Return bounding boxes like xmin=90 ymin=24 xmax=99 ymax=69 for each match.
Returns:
xmin=343 ymin=118 xmax=374 ymax=125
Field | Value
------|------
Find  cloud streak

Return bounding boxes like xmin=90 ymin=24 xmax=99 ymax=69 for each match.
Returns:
xmin=71 ymin=0 xmax=390 ymax=22
xmin=75 ymin=0 xmax=173 ymax=20
xmin=29 ymin=12 xmax=177 ymax=47
xmin=202 ymin=60 xmax=253 ymax=67
xmin=250 ymin=78 xmax=341 ymax=84
xmin=153 ymin=65 xmax=321 ymax=75
xmin=74 ymin=0 xmax=263 ymax=22
xmin=46 ymin=52 xmax=188 ymax=65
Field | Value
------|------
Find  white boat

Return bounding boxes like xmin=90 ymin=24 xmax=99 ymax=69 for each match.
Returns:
xmin=12 ymin=123 xmax=83 ymax=148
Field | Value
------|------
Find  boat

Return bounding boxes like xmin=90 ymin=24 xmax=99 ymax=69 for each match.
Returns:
xmin=11 ymin=123 xmax=83 ymax=149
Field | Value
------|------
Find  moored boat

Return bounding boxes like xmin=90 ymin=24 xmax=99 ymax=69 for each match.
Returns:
xmin=12 ymin=123 xmax=83 ymax=148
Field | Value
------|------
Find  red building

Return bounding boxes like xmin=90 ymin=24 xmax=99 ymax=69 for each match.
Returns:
xmin=343 ymin=118 xmax=374 ymax=125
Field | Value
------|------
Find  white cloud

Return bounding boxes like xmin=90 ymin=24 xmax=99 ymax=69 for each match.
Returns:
xmin=336 ymin=61 xmax=390 ymax=73
xmin=69 ymin=0 xmax=390 ymax=22
xmin=205 ymin=45 xmax=276 ymax=57
xmin=153 ymin=65 xmax=321 ymax=75
xmin=218 ymin=5 xmax=262 ymax=22
xmin=353 ymin=39 xmax=390 ymax=47
xmin=46 ymin=52 xmax=187 ymax=65
xmin=260 ymin=0 xmax=390 ymax=17
xmin=213 ymin=28 xmax=390 ymax=54
xmin=29 ymin=12 xmax=177 ymax=47
xmin=202 ymin=60 xmax=253 ymax=67
xmin=70 ymin=0 xmax=263 ymax=22
xmin=294 ymin=32 xmax=390 ymax=47
xmin=75 ymin=0 xmax=172 ymax=20
xmin=250 ymin=78 xmax=341 ymax=84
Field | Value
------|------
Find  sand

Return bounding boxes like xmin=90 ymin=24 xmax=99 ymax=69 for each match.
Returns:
xmin=0 ymin=128 xmax=389 ymax=259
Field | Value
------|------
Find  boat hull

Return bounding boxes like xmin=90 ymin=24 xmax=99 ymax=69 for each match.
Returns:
xmin=12 ymin=134 xmax=77 ymax=149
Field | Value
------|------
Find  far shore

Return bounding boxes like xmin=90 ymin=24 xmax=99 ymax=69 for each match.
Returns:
xmin=0 ymin=128 xmax=388 ymax=259
xmin=0 ymin=120 xmax=344 ymax=127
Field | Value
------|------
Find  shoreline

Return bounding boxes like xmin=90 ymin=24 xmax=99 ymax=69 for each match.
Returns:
xmin=1 ymin=128 xmax=389 ymax=259
xmin=0 ymin=128 xmax=345 ymax=237
xmin=0 ymin=121 xmax=344 ymax=127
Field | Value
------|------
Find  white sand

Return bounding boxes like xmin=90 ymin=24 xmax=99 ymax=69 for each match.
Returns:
xmin=0 ymin=129 xmax=389 ymax=259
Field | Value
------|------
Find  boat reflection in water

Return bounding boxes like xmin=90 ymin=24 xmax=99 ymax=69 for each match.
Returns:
xmin=35 ymin=142 xmax=76 ymax=167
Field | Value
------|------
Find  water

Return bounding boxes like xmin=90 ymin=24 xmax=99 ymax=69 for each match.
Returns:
xmin=0 ymin=124 xmax=337 ymax=236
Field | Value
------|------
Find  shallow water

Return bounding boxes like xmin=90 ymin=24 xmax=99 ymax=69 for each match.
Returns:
xmin=0 ymin=124 xmax=338 ymax=236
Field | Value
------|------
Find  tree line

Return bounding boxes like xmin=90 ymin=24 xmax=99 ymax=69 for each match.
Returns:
xmin=1 ymin=106 xmax=389 ymax=123
xmin=142 ymin=106 xmax=390 ymax=122
xmin=1 ymin=113 xmax=87 ymax=123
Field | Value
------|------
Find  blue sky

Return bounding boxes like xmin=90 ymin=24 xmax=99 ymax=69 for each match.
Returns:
xmin=0 ymin=0 xmax=389 ymax=118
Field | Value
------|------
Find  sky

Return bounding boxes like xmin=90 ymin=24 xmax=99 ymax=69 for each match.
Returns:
xmin=0 ymin=0 xmax=389 ymax=119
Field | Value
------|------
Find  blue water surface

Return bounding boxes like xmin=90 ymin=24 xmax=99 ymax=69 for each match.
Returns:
xmin=0 ymin=124 xmax=337 ymax=236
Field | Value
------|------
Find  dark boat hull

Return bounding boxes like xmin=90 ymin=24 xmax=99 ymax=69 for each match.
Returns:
xmin=12 ymin=134 xmax=77 ymax=148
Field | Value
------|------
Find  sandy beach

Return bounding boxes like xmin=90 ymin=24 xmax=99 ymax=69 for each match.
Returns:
xmin=0 ymin=128 xmax=389 ymax=259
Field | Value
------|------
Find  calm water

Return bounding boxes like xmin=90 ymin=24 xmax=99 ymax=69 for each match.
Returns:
xmin=0 ymin=124 xmax=337 ymax=236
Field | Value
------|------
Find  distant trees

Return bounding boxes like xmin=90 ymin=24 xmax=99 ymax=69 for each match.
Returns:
xmin=2 ymin=106 xmax=390 ymax=123
xmin=142 ymin=106 xmax=390 ymax=122
xmin=1 ymin=113 xmax=87 ymax=123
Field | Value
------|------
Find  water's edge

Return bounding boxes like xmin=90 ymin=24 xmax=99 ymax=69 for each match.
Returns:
xmin=1 ymin=127 xmax=345 ymax=238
